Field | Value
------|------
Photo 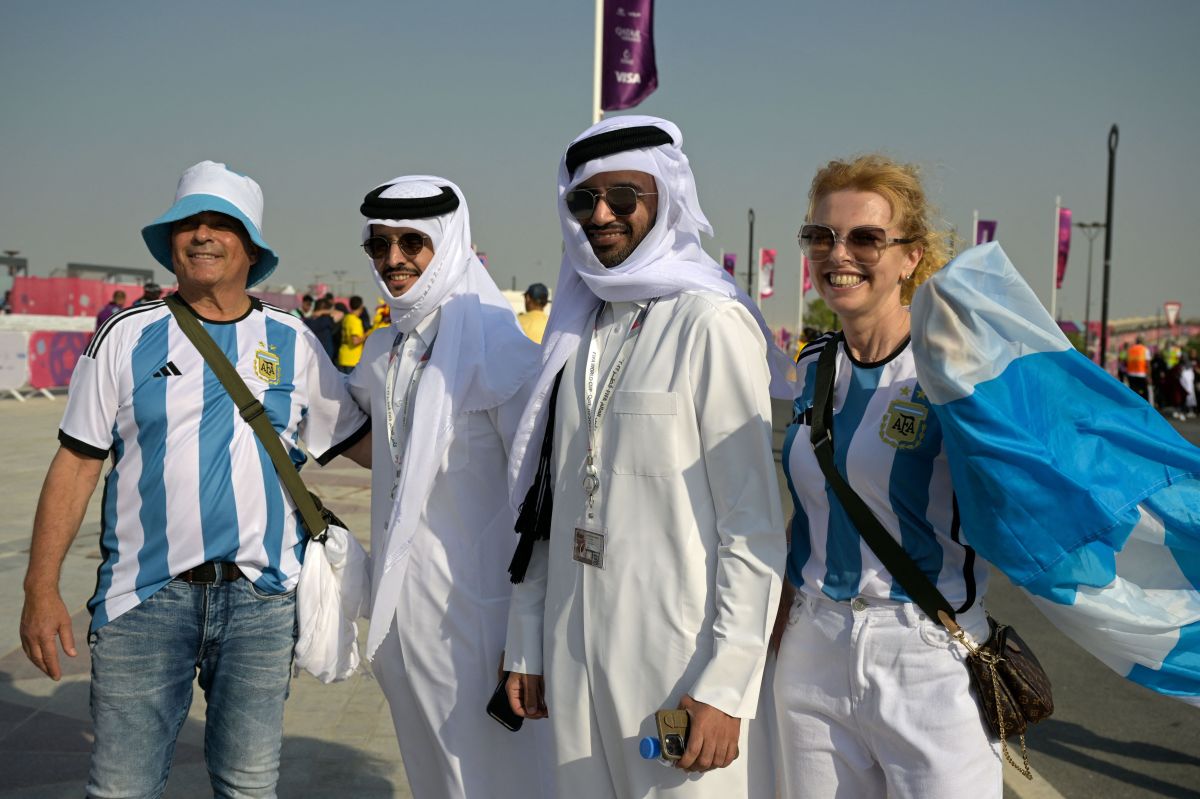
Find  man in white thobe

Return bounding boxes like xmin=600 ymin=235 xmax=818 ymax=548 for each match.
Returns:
xmin=504 ymin=117 xmax=792 ymax=798
xmin=348 ymin=176 xmax=552 ymax=799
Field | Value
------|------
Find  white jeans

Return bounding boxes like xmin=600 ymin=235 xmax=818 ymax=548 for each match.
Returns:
xmin=773 ymin=591 xmax=1001 ymax=799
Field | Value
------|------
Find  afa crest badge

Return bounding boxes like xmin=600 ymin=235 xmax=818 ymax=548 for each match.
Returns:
xmin=879 ymin=399 xmax=927 ymax=450
xmin=254 ymin=344 xmax=281 ymax=385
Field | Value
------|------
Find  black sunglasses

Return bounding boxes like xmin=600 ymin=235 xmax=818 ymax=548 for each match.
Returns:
xmin=564 ymin=186 xmax=657 ymax=220
xmin=362 ymin=233 xmax=428 ymax=260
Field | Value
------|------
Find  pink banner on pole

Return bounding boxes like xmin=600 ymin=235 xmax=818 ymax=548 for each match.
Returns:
xmin=759 ymin=248 xmax=776 ymax=298
xmin=802 ymin=255 xmax=812 ymax=293
xmin=1056 ymin=207 xmax=1072 ymax=289
xmin=601 ymin=0 xmax=658 ymax=111
xmin=976 ymin=220 xmax=997 ymax=244
xmin=722 ymin=253 xmax=736 ymax=277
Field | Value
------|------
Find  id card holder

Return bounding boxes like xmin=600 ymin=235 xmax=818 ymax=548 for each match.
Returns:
xmin=572 ymin=524 xmax=607 ymax=569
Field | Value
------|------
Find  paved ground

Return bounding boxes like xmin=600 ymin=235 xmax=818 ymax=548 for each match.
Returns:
xmin=2 ymin=394 xmax=1197 ymax=797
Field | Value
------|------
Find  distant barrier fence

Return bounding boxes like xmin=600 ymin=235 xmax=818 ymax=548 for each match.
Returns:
xmin=0 ymin=322 xmax=93 ymax=400
xmin=8 ymin=276 xmax=147 ymax=317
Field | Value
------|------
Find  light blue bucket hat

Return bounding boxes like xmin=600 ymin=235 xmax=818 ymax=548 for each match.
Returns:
xmin=140 ymin=160 xmax=278 ymax=288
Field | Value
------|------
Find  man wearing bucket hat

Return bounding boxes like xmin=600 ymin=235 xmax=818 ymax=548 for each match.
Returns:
xmin=19 ymin=160 xmax=371 ymax=797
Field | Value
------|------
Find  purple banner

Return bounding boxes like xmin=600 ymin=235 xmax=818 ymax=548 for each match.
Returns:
xmin=1056 ymin=207 xmax=1072 ymax=289
xmin=976 ymin=219 xmax=997 ymax=245
xmin=722 ymin=252 xmax=736 ymax=277
xmin=601 ymin=0 xmax=657 ymax=112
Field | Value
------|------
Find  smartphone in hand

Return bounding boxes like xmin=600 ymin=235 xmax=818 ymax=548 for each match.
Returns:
xmin=487 ymin=672 xmax=524 ymax=732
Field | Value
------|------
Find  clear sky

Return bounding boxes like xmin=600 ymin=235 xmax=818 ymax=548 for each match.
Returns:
xmin=2 ymin=0 xmax=1197 ymax=327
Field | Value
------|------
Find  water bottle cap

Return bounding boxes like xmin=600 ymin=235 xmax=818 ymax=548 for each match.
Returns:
xmin=639 ymin=735 xmax=662 ymax=760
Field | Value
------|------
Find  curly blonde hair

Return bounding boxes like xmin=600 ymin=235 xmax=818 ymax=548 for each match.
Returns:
xmin=806 ymin=154 xmax=950 ymax=306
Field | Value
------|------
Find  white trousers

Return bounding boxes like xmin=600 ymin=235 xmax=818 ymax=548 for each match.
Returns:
xmin=373 ymin=619 xmax=554 ymax=799
xmin=773 ymin=591 xmax=1001 ymax=799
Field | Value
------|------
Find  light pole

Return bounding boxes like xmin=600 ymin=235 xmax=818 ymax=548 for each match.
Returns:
xmin=1100 ymin=125 xmax=1119 ymax=369
xmin=1074 ymin=221 xmax=1105 ymax=360
xmin=746 ymin=209 xmax=756 ymax=297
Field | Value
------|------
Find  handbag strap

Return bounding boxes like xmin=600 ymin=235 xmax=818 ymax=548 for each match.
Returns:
xmin=163 ymin=294 xmax=328 ymax=540
xmin=809 ymin=335 xmax=956 ymax=625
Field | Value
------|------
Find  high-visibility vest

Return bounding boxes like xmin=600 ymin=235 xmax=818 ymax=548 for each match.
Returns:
xmin=1127 ymin=344 xmax=1149 ymax=377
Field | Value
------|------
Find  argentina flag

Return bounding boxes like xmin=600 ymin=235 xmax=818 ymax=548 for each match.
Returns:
xmin=911 ymin=242 xmax=1200 ymax=706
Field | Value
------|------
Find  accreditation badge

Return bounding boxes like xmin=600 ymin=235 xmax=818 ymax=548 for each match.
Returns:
xmin=572 ymin=525 xmax=607 ymax=569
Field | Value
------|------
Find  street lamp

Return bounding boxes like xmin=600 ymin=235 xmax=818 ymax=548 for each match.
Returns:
xmin=746 ymin=209 xmax=756 ymax=298
xmin=1074 ymin=222 xmax=1105 ymax=360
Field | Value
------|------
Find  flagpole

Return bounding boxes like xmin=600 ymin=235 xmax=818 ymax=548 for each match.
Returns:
xmin=1051 ymin=196 xmax=1061 ymax=320
xmin=972 ymin=209 xmax=979 ymax=247
xmin=755 ymin=248 xmax=762 ymax=308
xmin=797 ymin=255 xmax=806 ymax=343
xmin=592 ymin=0 xmax=604 ymax=124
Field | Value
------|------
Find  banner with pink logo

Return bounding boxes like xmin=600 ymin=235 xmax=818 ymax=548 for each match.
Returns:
xmin=759 ymin=248 xmax=776 ymax=299
xmin=722 ymin=252 xmax=736 ymax=277
xmin=601 ymin=0 xmax=658 ymax=111
xmin=1056 ymin=207 xmax=1072 ymax=289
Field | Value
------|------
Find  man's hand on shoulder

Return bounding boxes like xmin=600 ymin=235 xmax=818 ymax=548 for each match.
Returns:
xmin=20 ymin=586 xmax=77 ymax=681
xmin=676 ymin=694 xmax=740 ymax=772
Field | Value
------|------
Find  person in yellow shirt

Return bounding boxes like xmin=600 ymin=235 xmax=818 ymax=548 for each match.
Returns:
xmin=517 ymin=282 xmax=550 ymax=343
xmin=337 ymin=295 xmax=367 ymax=373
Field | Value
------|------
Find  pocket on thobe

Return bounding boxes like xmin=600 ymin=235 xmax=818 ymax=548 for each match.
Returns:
xmin=608 ymin=390 xmax=679 ymax=476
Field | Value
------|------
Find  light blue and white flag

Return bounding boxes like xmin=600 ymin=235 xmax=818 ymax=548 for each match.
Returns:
xmin=911 ymin=242 xmax=1200 ymax=706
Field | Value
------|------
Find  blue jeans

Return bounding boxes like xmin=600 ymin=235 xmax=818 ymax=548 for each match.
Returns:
xmin=87 ymin=574 xmax=298 ymax=799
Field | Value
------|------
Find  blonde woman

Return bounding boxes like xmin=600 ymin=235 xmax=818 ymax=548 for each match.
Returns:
xmin=773 ymin=155 xmax=1000 ymax=798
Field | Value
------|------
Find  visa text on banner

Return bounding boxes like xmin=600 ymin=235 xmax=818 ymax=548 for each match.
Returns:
xmin=601 ymin=0 xmax=658 ymax=111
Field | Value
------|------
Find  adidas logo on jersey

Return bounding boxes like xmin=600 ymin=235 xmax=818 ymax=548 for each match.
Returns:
xmin=152 ymin=361 xmax=182 ymax=378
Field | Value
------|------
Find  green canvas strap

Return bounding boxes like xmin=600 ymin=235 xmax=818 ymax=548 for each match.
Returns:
xmin=809 ymin=334 xmax=956 ymax=625
xmin=163 ymin=294 xmax=328 ymax=540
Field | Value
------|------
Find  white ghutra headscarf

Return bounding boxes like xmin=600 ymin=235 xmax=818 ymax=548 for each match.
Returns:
xmin=507 ymin=115 xmax=796 ymax=517
xmin=361 ymin=175 xmax=539 ymax=659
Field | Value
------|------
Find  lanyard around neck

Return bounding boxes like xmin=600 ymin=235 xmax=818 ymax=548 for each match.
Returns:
xmin=581 ymin=298 xmax=657 ymax=513
xmin=384 ymin=330 xmax=434 ymax=485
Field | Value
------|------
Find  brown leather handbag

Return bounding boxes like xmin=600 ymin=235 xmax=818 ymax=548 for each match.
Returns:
xmin=954 ymin=616 xmax=1055 ymax=737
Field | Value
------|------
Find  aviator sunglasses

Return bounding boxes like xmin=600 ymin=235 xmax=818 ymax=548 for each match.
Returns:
xmin=362 ymin=233 xmax=429 ymax=260
xmin=565 ymin=186 xmax=657 ymax=221
xmin=798 ymin=224 xmax=917 ymax=267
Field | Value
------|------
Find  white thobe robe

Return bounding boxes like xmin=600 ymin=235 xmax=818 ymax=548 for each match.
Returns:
xmin=505 ymin=291 xmax=786 ymax=798
xmin=350 ymin=310 xmax=553 ymax=799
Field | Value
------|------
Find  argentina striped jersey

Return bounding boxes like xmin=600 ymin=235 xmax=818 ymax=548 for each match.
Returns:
xmin=59 ymin=298 xmax=370 ymax=630
xmin=782 ymin=333 xmax=987 ymax=609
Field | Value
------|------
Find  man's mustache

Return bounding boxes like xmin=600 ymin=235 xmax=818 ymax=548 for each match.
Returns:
xmin=584 ymin=223 xmax=630 ymax=235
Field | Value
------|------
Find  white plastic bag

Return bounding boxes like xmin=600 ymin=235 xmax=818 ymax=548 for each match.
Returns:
xmin=294 ymin=525 xmax=370 ymax=683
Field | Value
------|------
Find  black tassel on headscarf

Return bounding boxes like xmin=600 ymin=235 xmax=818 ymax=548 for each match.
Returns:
xmin=509 ymin=370 xmax=564 ymax=583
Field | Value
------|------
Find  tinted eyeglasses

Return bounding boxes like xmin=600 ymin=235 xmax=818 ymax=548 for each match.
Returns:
xmin=564 ymin=186 xmax=657 ymax=220
xmin=798 ymin=224 xmax=917 ymax=267
xmin=362 ymin=233 xmax=428 ymax=261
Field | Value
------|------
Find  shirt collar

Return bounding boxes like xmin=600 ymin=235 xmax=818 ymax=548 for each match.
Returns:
xmin=409 ymin=305 xmax=441 ymax=346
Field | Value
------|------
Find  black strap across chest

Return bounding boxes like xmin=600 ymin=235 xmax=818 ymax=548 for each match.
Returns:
xmin=809 ymin=336 xmax=957 ymax=625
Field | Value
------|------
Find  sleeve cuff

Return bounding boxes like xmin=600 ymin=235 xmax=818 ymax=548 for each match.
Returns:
xmin=58 ymin=430 xmax=109 ymax=460
xmin=314 ymin=419 xmax=371 ymax=466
